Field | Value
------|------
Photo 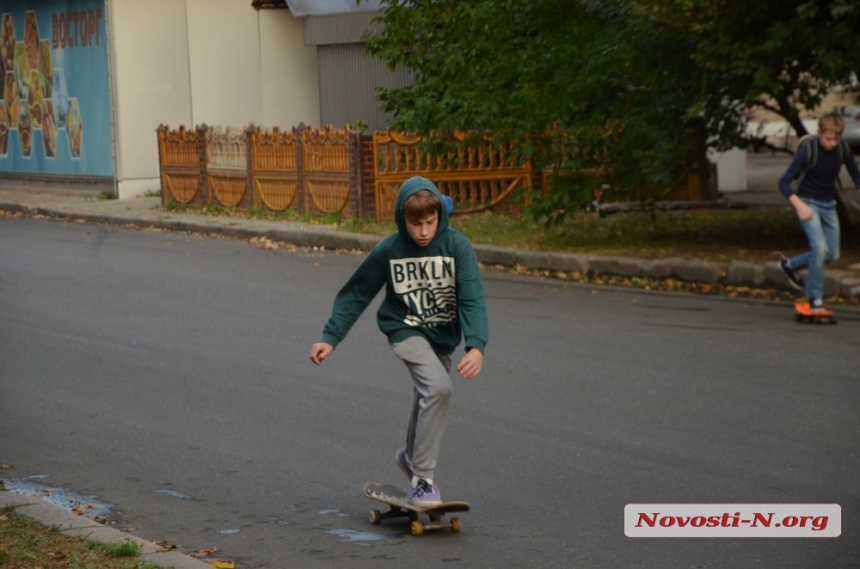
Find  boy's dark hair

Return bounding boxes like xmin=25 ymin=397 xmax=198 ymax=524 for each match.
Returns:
xmin=403 ymin=190 xmax=441 ymax=222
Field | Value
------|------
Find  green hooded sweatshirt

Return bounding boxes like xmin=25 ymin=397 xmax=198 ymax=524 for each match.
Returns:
xmin=320 ymin=176 xmax=489 ymax=355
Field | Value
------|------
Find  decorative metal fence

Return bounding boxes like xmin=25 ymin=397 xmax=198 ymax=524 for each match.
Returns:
xmin=161 ymin=123 xmax=358 ymax=216
xmin=204 ymin=125 xmax=249 ymax=208
xmin=161 ymin=124 xmax=710 ymax=221
xmin=301 ymin=125 xmax=354 ymax=217
xmin=371 ymin=129 xmax=531 ymax=223
xmin=156 ymin=125 xmax=203 ymax=206
xmin=158 ymin=123 xmax=534 ymax=221
xmin=249 ymin=126 xmax=299 ymax=212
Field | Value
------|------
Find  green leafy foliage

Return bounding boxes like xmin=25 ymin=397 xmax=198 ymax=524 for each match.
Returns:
xmin=363 ymin=1 xmax=708 ymax=218
xmin=362 ymin=0 xmax=858 ymax=221
xmin=646 ymin=0 xmax=860 ymax=141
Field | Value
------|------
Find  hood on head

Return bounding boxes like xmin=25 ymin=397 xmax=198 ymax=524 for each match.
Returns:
xmin=394 ymin=176 xmax=450 ymax=241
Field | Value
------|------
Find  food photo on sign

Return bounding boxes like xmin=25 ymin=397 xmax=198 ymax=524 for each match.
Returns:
xmin=0 ymin=3 xmax=111 ymax=177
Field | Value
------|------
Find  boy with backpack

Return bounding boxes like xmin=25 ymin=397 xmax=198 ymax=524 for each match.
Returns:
xmin=309 ymin=176 xmax=489 ymax=506
xmin=777 ymin=112 xmax=860 ymax=313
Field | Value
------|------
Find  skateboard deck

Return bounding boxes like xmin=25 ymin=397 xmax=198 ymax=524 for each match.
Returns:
xmin=363 ymin=482 xmax=469 ymax=535
xmin=794 ymin=302 xmax=837 ymax=324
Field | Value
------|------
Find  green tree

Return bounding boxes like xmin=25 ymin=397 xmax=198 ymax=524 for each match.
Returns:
xmin=645 ymin=0 xmax=860 ymax=146
xmin=643 ymin=0 xmax=859 ymax=228
xmin=363 ymin=0 xmax=858 ymax=220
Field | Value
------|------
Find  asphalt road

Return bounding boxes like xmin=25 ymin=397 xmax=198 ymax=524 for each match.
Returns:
xmin=2 ymin=216 xmax=858 ymax=568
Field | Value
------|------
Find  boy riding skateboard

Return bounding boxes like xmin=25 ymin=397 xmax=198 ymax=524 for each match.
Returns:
xmin=777 ymin=112 xmax=860 ymax=313
xmin=309 ymin=176 xmax=489 ymax=507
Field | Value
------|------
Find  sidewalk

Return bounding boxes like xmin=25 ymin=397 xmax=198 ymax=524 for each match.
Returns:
xmin=2 ymin=180 xmax=860 ymax=301
xmin=0 ymin=492 xmax=212 ymax=569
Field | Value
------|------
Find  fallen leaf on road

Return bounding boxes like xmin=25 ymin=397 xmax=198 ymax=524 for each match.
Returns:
xmin=250 ymin=236 xmax=279 ymax=250
xmin=204 ymin=561 xmax=236 ymax=569
xmin=191 ymin=547 xmax=218 ymax=557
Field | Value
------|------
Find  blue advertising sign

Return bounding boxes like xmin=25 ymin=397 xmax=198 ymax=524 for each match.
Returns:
xmin=0 ymin=0 xmax=113 ymax=178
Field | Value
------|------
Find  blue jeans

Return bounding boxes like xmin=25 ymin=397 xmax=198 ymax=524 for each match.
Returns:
xmin=788 ymin=198 xmax=840 ymax=301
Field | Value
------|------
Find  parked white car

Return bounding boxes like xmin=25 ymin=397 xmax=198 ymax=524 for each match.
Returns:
xmin=841 ymin=105 xmax=860 ymax=154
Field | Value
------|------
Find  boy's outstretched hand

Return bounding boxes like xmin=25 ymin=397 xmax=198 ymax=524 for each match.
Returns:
xmin=789 ymin=195 xmax=814 ymax=221
xmin=309 ymin=342 xmax=334 ymax=365
xmin=457 ymin=348 xmax=484 ymax=379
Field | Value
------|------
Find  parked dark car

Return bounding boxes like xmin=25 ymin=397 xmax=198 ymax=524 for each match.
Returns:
xmin=841 ymin=105 xmax=860 ymax=154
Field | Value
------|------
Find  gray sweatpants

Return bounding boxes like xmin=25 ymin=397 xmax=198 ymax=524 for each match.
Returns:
xmin=390 ymin=335 xmax=453 ymax=481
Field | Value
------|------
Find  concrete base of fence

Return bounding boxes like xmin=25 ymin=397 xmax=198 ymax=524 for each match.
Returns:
xmin=472 ymin=244 xmax=860 ymax=300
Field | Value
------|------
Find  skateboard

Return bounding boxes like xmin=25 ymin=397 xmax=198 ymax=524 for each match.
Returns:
xmin=794 ymin=302 xmax=837 ymax=325
xmin=363 ymin=482 xmax=469 ymax=535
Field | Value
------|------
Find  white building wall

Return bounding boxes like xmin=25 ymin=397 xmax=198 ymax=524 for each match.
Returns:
xmin=108 ymin=0 xmax=193 ymax=198
xmin=259 ymin=10 xmax=319 ymax=129
xmin=186 ymin=0 xmax=262 ymax=127
xmin=108 ymin=1 xmax=319 ymax=199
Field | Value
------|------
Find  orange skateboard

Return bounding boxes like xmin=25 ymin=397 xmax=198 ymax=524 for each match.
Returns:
xmin=363 ymin=482 xmax=469 ymax=535
xmin=794 ymin=302 xmax=837 ymax=325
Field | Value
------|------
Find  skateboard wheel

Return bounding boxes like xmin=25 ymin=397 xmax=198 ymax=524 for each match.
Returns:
xmin=369 ymin=509 xmax=382 ymax=525
xmin=411 ymin=521 xmax=425 ymax=536
xmin=451 ymin=517 xmax=462 ymax=533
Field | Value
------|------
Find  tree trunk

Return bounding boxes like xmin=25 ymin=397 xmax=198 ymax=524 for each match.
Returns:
xmin=787 ymin=115 xmax=808 ymax=140
xmin=774 ymin=94 xmax=807 ymax=141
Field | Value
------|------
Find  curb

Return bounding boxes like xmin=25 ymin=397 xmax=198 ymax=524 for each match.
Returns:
xmin=3 ymin=197 xmax=860 ymax=304
xmin=0 ymin=491 xmax=212 ymax=569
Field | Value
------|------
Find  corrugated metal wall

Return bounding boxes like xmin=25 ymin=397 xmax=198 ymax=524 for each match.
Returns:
xmin=317 ymin=44 xmax=412 ymax=132
xmin=303 ymin=11 xmax=380 ymax=44
xmin=305 ymin=12 xmax=413 ymax=133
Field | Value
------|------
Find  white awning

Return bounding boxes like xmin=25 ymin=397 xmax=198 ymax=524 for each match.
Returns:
xmin=285 ymin=0 xmax=385 ymax=16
